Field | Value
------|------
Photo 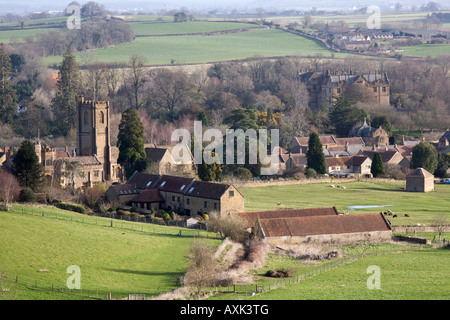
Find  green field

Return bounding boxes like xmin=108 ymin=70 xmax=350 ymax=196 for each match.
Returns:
xmin=43 ymin=28 xmax=338 ymax=66
xmin=0 ymin=27 xmax=61 ymax=43
xmin=400 ymin=43 xmax=450 ymax=57
xmin=247 ymin=248 xmax=450 ymax=300
xmin=240 ymin=180 xmax=450 ymax=226
xmin=130 ymin=21 xmax=262 ymax=36
xmin=0 ymin=205 xmax=219 ymax=300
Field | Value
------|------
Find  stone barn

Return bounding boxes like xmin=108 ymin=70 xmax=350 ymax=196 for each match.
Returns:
xmin=252 ymin=212 xmax=392 ymax=245
xmin=406 ymin=167 xmax=434 ymax=192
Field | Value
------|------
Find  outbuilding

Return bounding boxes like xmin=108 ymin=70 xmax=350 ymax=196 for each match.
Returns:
xmin=406 ymin=167 xmax=434 ymax=192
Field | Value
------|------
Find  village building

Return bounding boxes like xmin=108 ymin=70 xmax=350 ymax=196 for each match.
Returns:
xmin=106 ymin=172 xmax=244 ymax=216
xmin=144 ymin=144 xmax=195 ymax=176
xmin=325 ymin=155 xmax=372 ymax=178
xmin=349 ymin=120 xmax=390 ymax=146
xmin=253 ymin=212 xmax=392 ymax=245
xmin=104 ymin=184 xmax=140 ymax=204
xmin=406 ymin=167 xmax=434 ymax=192
xmin=298 ymin=70 xmax=390 ymax=110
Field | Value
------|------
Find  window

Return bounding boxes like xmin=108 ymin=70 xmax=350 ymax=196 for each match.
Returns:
xmin=204 ymin=201 xmax=208 ymax=208
xmin=336 ymin=88 xmax=341 ymax=94
xmin=373 ymin=87 xmax=377 ymax=92
xmin=382 ymin=87 xmax=386 ymax=92
xmin=177 ymin=196 xmax=180 ymax=202
xmin=94 ymin=170 xmax=99 ymax=177
xmin=84 ymin=111 xmax=89 ymax=125
xmin=172 ymin=196 xmax=175 ymax=201
xmin=214 ymin=203 xmax=217 ymax=210
xmin=312 ymin=85 xmax=317 ymax=91
xmin=99 ymin=111 xmax=105 ymax=124
xmin=186 ymin=198 xmax=190 ymax=205
xmin=229 ymin=190 xmax=234 ymax=197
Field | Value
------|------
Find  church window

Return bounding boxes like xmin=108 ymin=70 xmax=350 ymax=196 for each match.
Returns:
xmin=84 ymin=111 xmax=88 ymax=124
xmin=99 ymin=111 xmax=105 ymax=124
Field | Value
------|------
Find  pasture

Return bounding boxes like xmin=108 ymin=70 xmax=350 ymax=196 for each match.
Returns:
xmin=43 ymin=27 xmax=339 ymax=66
xmin=247 ymin=247 xmax=450 ymax=300
xmin=0 ymin=204 xmax=219 ymax=300
xmin=239 ymin=180 xmax=450 ymax=226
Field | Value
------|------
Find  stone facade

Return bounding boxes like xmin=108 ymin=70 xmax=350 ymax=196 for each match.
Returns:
xmin=406 ymin=168 xmax=434 ymax=192
xmin=298 ymin=71 xmax=390 ymax=110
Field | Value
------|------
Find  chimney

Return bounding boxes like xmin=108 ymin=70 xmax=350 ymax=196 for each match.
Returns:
xmin=65 ymin=146 xmax=69 ymax=153
xmin=72 ymin=149 xmax=76 ymax=157
xmin=372 ymin=144 xmax=376 ymax=151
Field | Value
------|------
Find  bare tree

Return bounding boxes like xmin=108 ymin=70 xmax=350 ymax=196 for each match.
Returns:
xmin=123 ymin=55 xmax=147 ymax=110
xmin=0 ymin=169 xmax=21 ymax=211
xmin=432 ymin=215 xmax=448 ymax=242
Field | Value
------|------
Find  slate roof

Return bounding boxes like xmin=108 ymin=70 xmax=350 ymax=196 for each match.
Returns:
xmin=258 ymin=212 xmax=391 ymax=238
xmin=184 ymin=180 xmax=230 ymax=200
xmin=145 ymin=147 xmax=170 ymax=163
xmin=153 ymin=175 xmax=195 ymax=194
xmin=127 ymin=172 xmax=161 ymax=189
xmin=109 ymin=184 xmax=139 ymax=195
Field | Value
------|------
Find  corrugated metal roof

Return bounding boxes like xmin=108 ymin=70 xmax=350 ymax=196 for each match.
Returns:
xmin=259 ymin=212 xmax=391 ymax=237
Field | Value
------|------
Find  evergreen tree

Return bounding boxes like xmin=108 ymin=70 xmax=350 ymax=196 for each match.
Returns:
xmin=371 ymin=152 xmax=385 ymax=177
xmin=0 ymin=43 xmax=18 ymax=125
xmin=51 ymin=48 xmax=80 ymax=136
xmin=12 ymin=140 xmax=43 ymax=192
xmin=117 ymin=108 xmax=148 ymax=178
xmin=410 ymin=141 xmax=438 ymax=174
xmin=434 ymin=153 xmax=448 ymax=178
xmin=306 ymin=132 xmax=326 ymax=174
xmin=329 ymin=95 xmax=367 ymax=137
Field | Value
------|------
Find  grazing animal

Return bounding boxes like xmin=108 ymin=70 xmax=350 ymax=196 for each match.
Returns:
xmin=405 ymin=214 xmax=410 ymax=217
xmin=330 ymin=185 xmax=335 ymax=188
xmin=393 ymin=215 xmax=397 ymax=218
xmin=383 ymin=212 xmax=387 ymax=215
xmin=341 ymin=186 xmax=346 ymax=189
xmin=277 ymin=202 xmax=282 ymax=205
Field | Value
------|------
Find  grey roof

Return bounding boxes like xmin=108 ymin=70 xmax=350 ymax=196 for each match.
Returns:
xmin=350 ymin=120 xmax=378 ymax=137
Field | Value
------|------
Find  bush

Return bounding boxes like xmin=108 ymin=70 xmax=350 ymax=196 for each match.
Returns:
xmin=54 ymin=201 xmax=86 ymax=214
xmin=305 ymin=168 xmax=317 ymax=178
xmin=19 ymin=187 xmax=36 ymax=203
xmin=265 ymin=268 xmax=294 ymax=278
xmin=233 ymin=167 xmax=253 ymax=181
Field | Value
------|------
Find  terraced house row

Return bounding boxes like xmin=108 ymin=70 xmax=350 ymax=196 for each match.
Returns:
xmin=106 ymin=172 xmax=244 ymax=216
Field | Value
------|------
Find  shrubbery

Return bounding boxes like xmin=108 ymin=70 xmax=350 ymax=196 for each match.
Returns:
xmin=54 ymin=201 xmax=86 ymax=214
xmin=19 ymin=187 xmax=36 ymax=203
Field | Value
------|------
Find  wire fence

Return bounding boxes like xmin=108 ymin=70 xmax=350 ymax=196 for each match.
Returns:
xmin=11 ymin=205 xmax=221 ymax=240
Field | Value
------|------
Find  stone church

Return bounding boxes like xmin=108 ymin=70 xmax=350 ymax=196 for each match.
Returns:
xmin=37 ymin=96 xmax=124 ymax=189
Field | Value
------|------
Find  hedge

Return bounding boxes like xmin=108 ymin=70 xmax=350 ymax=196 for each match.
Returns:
xmin=54 ymin=202 xmax=86 ymax=214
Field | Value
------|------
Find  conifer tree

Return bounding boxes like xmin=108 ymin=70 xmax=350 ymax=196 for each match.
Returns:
xmin=371 ymin=152 xmax=385 ymax=177
xmin=0 ymin=43 xmax=18 ymax=124
xmin=12 ymin=140 xmax=43 ymax=192
xmin=306 ymin=132 xmax=326 ymax=174
xmin=51 ymin=48 xmax=80 ymax=136
xmin=117 ymin=108 xmax=148 ymax=178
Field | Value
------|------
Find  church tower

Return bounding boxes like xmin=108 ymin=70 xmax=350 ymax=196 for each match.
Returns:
xmin=76 ymin=96 xmax=112 ymax=181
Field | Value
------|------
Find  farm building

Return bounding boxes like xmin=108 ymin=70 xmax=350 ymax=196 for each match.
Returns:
xmin=406 ymin=167 xmax=434 ymax=192
xmin=252 ymin=212 xmax=392 ymax=245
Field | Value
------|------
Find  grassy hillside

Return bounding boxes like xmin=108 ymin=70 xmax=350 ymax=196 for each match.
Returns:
xmin=247 ymin=248 xmax=450 ymax=300
xmin=0 ymin=205 xmax=219 ymax=300
xmin=42 ymin=27 xmax=340 ymax=66
xmin=240 ymin=180 xmax=450 ymax=226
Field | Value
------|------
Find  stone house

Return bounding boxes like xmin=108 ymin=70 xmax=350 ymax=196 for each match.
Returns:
xmin=298 ymin=70 xmax=390 ymax=110
xmin=106 ymin=172 xmax=244 ymax=216
xmin=406 ymin=168 xmax=434 ymax=192
xmin=104 ymin=184 xmax=139 ymax=204
xmin=325 ymin=155 xmax=372 ymax=177
xmin=350 ymin=120 xmax=390 ymax=146
xmin=129 ymin=189 xmax=164 ymax=212
xmin=144 ymin=144 xmax=195 ymax=176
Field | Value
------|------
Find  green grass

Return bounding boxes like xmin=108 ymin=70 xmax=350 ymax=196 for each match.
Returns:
xmin=240 ymin=180 xmax=450 ymax=226
xmin=130 ymin=21 xmax=262 ymax=36
xmin=0 ymin=27 xmax=61 ymax=43
xmin=400 ymin=43 xmax=450 ymax=57
xmin=0 ymin=205 xmax=220 ymax=300
xmin=42 ymin=28 xmax=341 ymax=66
xmin=246 ymin=248 xmax=450 ymax=300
